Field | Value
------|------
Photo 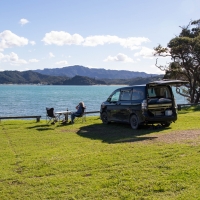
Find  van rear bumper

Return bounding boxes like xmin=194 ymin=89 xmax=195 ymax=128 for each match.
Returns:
xmin=144 ymin=114 xmax=177 ymax=123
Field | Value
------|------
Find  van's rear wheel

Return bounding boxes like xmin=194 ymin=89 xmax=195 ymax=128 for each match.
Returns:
xmin=130 ymin=115 xmax=139 ymax=130
xmin=101 ymin=112 xmax=109 ymax=124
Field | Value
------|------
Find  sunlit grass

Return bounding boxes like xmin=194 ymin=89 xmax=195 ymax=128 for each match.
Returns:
xmin=0 ymin=109 xmax=200 ymax=199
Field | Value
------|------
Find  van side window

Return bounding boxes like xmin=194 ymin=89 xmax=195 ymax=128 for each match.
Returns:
xmin=120 ymin=90 xmax=131 ymax=101
xmin=132 ymin=88 xmax=145 ymax=100
xmin=110 ymin=90 xmax=120 ymax=102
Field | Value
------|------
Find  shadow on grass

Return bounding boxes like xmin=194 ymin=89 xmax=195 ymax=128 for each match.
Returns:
xmin=77 ymin=122 xmax=170 ymax=144
xmin=27 ymin=122 xmax=74 ymax=131
xmin=26 ymin=124 xmax=56 ymax=131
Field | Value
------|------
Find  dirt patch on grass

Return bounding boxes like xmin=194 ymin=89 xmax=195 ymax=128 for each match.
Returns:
xmin=142 ymin=129 xmax=200 ymax=144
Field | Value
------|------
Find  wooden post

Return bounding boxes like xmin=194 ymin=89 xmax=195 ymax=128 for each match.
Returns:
xmin=36 ymin=116 xmax=41 ymax=122
xmin=177 ymin=105 xmax=181 ymax=111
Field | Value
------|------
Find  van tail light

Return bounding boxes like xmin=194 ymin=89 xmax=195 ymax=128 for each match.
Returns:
xmin=142 ymin=99 xmax=147 ymax=110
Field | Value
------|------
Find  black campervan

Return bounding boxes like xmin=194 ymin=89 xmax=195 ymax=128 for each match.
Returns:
xmin=100 ymin=80 xmax=188 ymax=129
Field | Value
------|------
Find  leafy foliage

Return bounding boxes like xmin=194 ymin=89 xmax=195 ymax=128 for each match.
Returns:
xmin=154 ymin=19 xmax=200 ymax=103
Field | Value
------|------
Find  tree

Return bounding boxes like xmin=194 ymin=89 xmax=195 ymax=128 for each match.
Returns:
xmin=154 ymin=19 xmax=200 ymax=103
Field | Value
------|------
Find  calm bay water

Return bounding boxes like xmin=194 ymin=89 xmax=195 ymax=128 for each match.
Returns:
xmin=0 ymin=85 xmax=187 ymax=119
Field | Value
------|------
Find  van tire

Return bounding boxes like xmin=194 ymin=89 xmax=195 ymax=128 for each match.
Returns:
xmin=130 ymin=115 xmax=139 ymax=130
xmin=101 ymin=112 xmax=110 ymax=124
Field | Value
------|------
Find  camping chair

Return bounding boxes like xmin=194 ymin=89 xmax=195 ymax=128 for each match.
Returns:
xmin=46 ymin=107 xmax=58 ymax=124
xmin=74 ymin=107 xmax=86 ymax=124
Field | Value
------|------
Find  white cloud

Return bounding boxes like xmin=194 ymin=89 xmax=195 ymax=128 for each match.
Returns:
xmin=29 ymin=59 xmax=39 ymax=63
xmin=42 ymin=31 xmax=150 ymax=50
xmin=0 ymin=30 xmax=28 ymax=51
xmin=9 ymin=52 xmax=27 ymax=65
xmin=0 ymin=52 xmax=4 ymax=60
xmin=55 ymin=60 xmax=68 ymax=65
xmin=8 ymin=52 xmax=27 ymax=65
xmin=0 ymin=52 xmax=27 ymax=65
xmin=49 ymin=52 xmax=55 ymax=58
xmin=19 ymin=18 xmax=29 ymax=26
xmin=42 ymin=31 xmax=84 ymax=46
xmin=104 ymin=53 xmax=134 ymax=63
xmin=134 ymin=47 xmax=155 ymax=58
xmin=83 ymin=35 xmax=119 ymax=46
xmin=29 ymin=41 xmax=36 ymax=45
xmin=83 ymin=35 xmax=149 ymax=49
xmin=118 ymin=37 xmax=150 ymax=50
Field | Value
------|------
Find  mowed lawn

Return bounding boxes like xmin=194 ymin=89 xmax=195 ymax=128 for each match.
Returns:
xmin=1 ymin=108 xmax=200 ymax=200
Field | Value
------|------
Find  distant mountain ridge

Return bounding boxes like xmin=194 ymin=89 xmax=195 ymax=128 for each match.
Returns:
xmin=34 ymin=65 xmax=158 ymax=79
xmin=0 ymin=69 xmax=163 ymax=85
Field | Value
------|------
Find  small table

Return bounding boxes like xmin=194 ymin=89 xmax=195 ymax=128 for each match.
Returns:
xmin=55 ymin=111 xmax=71 ymax=122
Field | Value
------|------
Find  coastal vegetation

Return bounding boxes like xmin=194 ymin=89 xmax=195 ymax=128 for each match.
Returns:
xmin=0 ymin=70 xmax=67 ymax=85
xmin=154 ymin=19 xmax=200 ymax=103
xmin=0 ymin=106 xmax=200 ymax=199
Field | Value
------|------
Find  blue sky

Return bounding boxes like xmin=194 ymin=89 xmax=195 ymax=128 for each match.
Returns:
xmin=0 ymin=0 xmax=199 ymax=74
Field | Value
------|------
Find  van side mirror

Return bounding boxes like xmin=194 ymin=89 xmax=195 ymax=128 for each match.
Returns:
xmin=107 ymin=97 xmax=111 ymax=102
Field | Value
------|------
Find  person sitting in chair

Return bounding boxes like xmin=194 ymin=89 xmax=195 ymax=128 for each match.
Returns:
xmin=70 ymin=101 xmax=85 ymax=124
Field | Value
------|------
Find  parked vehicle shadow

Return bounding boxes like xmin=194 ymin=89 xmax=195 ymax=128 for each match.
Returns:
xmin=77 ymin=122 xmax=170 ymax=144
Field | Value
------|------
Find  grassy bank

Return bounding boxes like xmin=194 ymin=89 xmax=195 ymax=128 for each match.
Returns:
xmin=0 ymin=108 xmax=200 ymax=199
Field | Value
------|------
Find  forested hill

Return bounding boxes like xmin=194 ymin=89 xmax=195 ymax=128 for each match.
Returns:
xmin=0 ymin=70 xmax=67 ymax=84
xmin=34 ymin=65 xmax=159 ymax=79
xmin=0 ymin=70 xmax=163 ymax=85
xmin=0 ymin=71 xmax=107 ymax=85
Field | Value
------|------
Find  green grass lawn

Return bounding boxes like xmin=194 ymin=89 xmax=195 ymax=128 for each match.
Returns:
xmin=0 ymin=108 xmax=200 ymax=200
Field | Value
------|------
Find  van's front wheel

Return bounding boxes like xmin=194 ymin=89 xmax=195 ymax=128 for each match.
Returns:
xmin=130 ymin=115 xmax=139 ymax=130
xmin=101 ymin=112 xmax=110 ymax=124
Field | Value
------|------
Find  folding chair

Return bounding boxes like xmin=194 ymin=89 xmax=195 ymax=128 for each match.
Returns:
xmin=74 ymin=107 xmax=86 ymax=124
xmin=46 ymin=107 xmax=58 ymax=124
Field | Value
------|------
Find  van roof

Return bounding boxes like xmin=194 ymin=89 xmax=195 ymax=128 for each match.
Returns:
xmin=115 ymin=80 xmax=188 ymax=90
xmin=147 ymin=80 xmax=188 ymax=87
xmin=117 ymin=85 xmax=146 ymax=90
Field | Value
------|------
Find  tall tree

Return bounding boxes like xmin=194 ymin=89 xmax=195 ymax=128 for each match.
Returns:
xmin=154 ymin=19 xmax=200 ymax=103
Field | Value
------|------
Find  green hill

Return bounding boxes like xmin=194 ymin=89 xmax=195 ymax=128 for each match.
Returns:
xmin=63 ymin=75 xmax=106 ymax=85
xmin=0 ymin=71 xmax=106 ymax=85
xmin=0 ymin=70 xmax=67 ymax=84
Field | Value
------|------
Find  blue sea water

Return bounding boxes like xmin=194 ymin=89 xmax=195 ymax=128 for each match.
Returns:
xmin=0 ymin=85 xmax=187 ymax=119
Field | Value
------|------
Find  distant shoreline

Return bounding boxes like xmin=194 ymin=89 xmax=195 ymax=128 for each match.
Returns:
xmin=0 ymin=84 xmax=129 ymax=86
